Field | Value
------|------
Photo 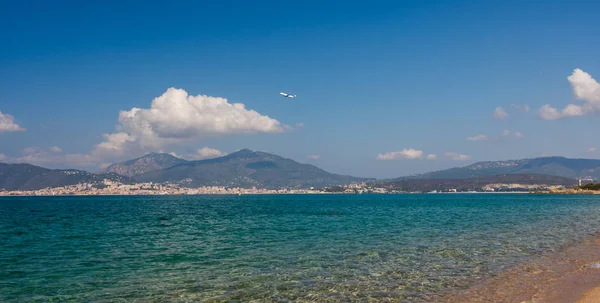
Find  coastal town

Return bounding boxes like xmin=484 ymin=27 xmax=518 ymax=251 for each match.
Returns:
xmin=0 ymin=178 xmax=578 ymax=196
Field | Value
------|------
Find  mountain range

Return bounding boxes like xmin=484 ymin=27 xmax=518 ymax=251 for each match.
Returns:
xmin=108 ymin=149 xmax=372 ymax=189
xmin=0 ymin=163 xmax=132 ymax=191
xmin=1 ymin=151 xmax=599 ymax=191
xmin=399 ymin=157 xmax=600 ymax=180
xmin=380 ymin=174 xmax=576 ymax=192
xmin=105 ymin=152 xmax=186 ymax=177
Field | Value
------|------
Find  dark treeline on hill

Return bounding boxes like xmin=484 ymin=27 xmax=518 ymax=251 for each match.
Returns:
xmin=377 ymin=174 xmax=576 ymax=192
xmin=0 ymin=163 xmax=132 ymax=191
xmin=578 ymin=183 xmax=600 ymax=191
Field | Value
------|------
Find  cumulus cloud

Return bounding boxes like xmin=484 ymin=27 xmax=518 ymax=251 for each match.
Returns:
xmin=588 ymin=147 xmax=597 ymax=154
xmin=195 ymin=147 xmax=226 ymax=159
xmin=493 ymin=107 xmax=509 ymax=120
xmin=307 ymin=154 xmax=320 ymax=160
xmin=466 ymin=135 xmax=488 ymax=141
xmin=170 ymin=147 xmax=226 ymax=161
xmin=2 ymin=88 xmax=287 ymax=169
xmin=169 ymin=147 xmax=225 ymax=161
xmin=0 ymin=111 xmax=25 ymax=133
xmin=41 ymin=87 xmax=288 ymax=167
xmin=89 ymin=132 xmax=140 ymax=162
xmin=426 ymin=154 xmax=437 ymax=160
xmin=444 ymin=152 xmax=471 ymax=161
xmin=570 ymin=68 xmax=600 ymax=102
xmin=50 ymin=146 xmax=62 ymax=153
xmin=113 ymin=87 xmax=284 ymax=150
xmin=538 ymin=104 xmax=586 ymax=120
xmin=538 ymin=68 xmax=600 ymax=120
xmin=537 ymin=105 xmax=562 ymax=120
xmin=377 ymin=148 xmax=424 ymax=160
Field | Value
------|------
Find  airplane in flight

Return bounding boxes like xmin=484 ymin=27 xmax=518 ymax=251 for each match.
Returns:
xmin=280 ymin=92 xmax=296 ymax=98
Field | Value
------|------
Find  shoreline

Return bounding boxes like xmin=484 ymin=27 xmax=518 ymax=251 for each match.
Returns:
xmin=0 ymin=191 xmax=558 ymax=197
xmin=443 ymin=232 xmax=600 ymax=303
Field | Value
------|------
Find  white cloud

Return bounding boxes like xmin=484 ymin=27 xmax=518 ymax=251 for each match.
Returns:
xmin=377 ymin=148 xmax=424 ymax=160
xmin=112 ymin=87 xmax=284 ymax=150
xmin=2 ymin=88 xmax=287 ymax=169
xmin=426 ymin=154 xmax=437 ymax=160
xmin=538 ymin=68 xmax=600 ymax=120
xmin=570 ymin=68 xmax=600 ymax=102
xmin=23 ymin=147 xmax=38 ymax=154
xmin=169 ymin=147 xmax=226 ymax=161
xmin=562 ymin=104 xmax=587 ymax=117
xmin=50 ymin=146 xmax=62 ymax=153
xmin=2 ymin=148 xmax=94 ymax=168
xmin=0 ymin=111 xmax=25 ymax=133
xmin=307 ymin=154 xmax=320 ymax=160
xmin=195 ymin=147 xmax=225 ymax=160
xmin=502 ymin=129 xmax=525 ymax=138
xmin=58 ymin=87 xmax=287 ymax=166
xmin=493 ymin=107 xmax=509 ymax=120
xmin=588 ymin=147 xmax=597 ymax=153
xmin=466 ymin=135 xmax=488 ymax=141
xmin=444 ymin=152 xmax=471 ymax=161
xmin=90 ymin=132 xmax=140 ymax=162
xmin=0 ymin=154 xmax=6 ymax=161
xmin=168 ymin=152 xmax=182 ymax=158
xmin=537 ymin=104 xmax=562 ymax=120
xmin=538 ymin=104 xmax=586 ymax=120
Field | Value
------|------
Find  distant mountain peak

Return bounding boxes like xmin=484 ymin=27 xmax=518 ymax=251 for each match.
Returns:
xmin=105 ymin=152 xmax=187 ymax=177
xmin=402 ymin=156 xmax=600 ymax=180
xmin=134 ymin=148 xmax=371 ymax=189
xmin=0 ymin=163 xmax=132 ymax=191
xmin=228 ymin=148 xmax=257 ymax=157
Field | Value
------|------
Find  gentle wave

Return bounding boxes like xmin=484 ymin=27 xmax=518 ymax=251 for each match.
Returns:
xmin=2 ymin=194 xmax=600 ymax=302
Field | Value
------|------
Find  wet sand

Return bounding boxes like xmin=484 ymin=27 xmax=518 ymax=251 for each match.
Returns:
xmin=443 ymin=233 xmax=600 ymax=303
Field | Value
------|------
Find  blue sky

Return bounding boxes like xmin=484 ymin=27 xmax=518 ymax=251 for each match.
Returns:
xmin=1 ymin=0 xmax=599 ymax=178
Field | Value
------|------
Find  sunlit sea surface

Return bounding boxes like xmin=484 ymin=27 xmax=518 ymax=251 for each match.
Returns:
xmin=2 ymin=194 xmax=600 ymax=302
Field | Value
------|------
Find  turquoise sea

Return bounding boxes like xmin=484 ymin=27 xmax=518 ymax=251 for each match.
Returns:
xmin=2 ymin=194 xmax=600 ymax=302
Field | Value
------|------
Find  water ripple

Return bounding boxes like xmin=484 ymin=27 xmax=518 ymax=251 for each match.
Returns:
xmin=1 ymin=194 xmax=600 ymax=302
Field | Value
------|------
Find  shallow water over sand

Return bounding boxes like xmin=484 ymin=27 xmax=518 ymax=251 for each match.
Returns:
xmin=2 ymin=194 xmax=600 ymax=302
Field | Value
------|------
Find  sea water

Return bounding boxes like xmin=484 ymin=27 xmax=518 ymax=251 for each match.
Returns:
xmin=2 ymin=194 xmax=600 ymax=302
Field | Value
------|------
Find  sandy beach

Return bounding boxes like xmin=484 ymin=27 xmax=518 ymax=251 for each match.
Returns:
xmin=444 ymin=233 xmax=600 ymax=302
xmin=576 ymin=287 xmax=600 ymax=303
